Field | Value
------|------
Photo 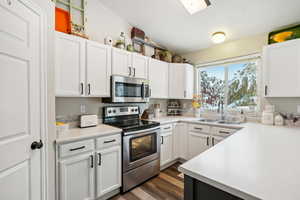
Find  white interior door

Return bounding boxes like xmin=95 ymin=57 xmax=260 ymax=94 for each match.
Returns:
xmin=86 ymin=40 xmax=111 ymax=97
xmin=0 ymin=0 xmax=45 ymax=200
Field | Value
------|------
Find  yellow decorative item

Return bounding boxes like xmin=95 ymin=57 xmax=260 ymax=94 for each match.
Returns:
xmin=192 ymin=94 xmax=202 ymax=109
xmin=271 ymin=32 xmax=293 ymax=43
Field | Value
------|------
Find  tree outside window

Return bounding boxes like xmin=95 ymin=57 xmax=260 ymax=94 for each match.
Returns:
xmin=198 ymin=60 xmax=258 ymax=111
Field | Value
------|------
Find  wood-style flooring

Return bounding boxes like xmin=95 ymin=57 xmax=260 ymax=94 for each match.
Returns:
xmin=110 ymin=163 xmax=184 ymax=200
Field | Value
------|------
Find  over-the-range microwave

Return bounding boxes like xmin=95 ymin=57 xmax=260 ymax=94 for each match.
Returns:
xmin=103 ymin=75 xmax=150 ymax=103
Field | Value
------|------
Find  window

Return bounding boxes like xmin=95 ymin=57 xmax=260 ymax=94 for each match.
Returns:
xmin=198 ymin=59 xmax=259 ymax=111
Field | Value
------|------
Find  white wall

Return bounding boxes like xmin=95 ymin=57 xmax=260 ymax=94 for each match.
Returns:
xmin=85 ymin=0 xmax=132 ymax=45
xmin=183 ymin=33 xmax=268 ymax=65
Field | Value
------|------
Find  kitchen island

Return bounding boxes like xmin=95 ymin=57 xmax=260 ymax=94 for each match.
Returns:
xmin=179 ymin=123 xmax=300 ymax=200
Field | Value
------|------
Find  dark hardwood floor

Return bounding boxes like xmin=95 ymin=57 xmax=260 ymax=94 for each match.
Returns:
xmin=110 ymin=163 xmax=184 ymax=200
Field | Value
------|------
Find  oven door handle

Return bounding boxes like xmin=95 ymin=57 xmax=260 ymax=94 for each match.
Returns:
xmin=123 ymin=127 xmax=160 ymax=136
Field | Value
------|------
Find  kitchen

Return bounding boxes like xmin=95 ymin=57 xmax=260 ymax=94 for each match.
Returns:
xmin=1 ymin=0 xmax=300 ymax=200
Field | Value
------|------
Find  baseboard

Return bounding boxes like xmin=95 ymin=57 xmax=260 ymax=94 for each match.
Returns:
xmin=96 ymin=188 xmax=120 ymax=200
xmin=160 ymin=158 xmax=187 ymax=171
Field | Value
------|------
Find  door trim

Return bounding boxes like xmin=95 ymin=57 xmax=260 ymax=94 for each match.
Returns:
xmin=19 ymin=1 xmax=48 ymax=200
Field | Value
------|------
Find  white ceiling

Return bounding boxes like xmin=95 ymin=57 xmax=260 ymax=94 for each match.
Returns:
xmin=100 ymin=0 xmax=300 ymax=54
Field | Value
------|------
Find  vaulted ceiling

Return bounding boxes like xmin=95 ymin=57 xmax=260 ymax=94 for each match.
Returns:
xmin=101 ymin=0 xmax=300 ymax=54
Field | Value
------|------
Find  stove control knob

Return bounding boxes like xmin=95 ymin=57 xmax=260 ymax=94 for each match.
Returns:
xmin=135 ymin=109 xmax=138 ymax=112
xmin=131 ymin=109 xmax=134 ymax=112
xmin=108 ymin=110 xmax=112 ymax=114
xmin=113 ymin=110 xmax=116 ymax=113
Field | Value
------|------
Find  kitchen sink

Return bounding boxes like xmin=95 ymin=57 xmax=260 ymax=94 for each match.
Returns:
xmin=198 ymin=119 xmax=218 ymax=123
xmin=217 ymin=120 xmax=241 ymax=125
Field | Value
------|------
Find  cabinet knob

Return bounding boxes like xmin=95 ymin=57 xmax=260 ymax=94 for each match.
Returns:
xmin=7 ymin=0 xmax=12 ymax=6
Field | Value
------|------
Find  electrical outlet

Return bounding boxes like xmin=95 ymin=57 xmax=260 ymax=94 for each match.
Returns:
xmin=297 ymin=105 xmax=300 ymax=114
xmin=80 ymin=104 xmax=86 ymax=114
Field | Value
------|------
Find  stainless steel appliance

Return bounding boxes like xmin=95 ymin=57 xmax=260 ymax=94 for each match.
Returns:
xmin=104 ymin=75 xmax=150 ymax=103
xmin=103 ymin=106 xmax=160 ymax=192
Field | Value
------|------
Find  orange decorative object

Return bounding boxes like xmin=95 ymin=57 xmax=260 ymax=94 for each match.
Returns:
xmin=55 ymin=7 xmax=71 ymax=34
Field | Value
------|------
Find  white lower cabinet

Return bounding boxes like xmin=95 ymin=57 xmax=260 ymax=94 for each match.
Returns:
xmin=57 ymin=134 xmax=121 ymax=200
xmin=188 ymin=132 xmax=210 ymax=159
xmin=96 ymin=146 xmax=121 ymax=198
xmin=59 ymin=152 xmax=95 ymax=200
xmin=160 ymin=131 xmax=173 ymax=166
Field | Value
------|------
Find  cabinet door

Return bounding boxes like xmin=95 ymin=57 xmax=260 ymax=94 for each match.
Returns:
xmin=149 ymin=59 xmax=169 ymax=98
xmin=132 ymin=53 xmax=148 ymax=79
xmin=59 ymin=152 xmax=95 ymax=200
xmin=169 ymin=64 xmax=185 ymax=99
xmin=96 ymin=146 xmax=121 ymax=197
xmin=188 ymin=132 xmax=210 ymax=159
xmin=169 ymin=64 xmax=194 ymax=99
xmin=184 ymin=64 xmax=194 ymax=99
xmin=55 ymin=32 xmax=85 ymax=96
xmin=178 ymin=123 xmax=189 ymax=160
xmin=263 ymin=39 xmax=300 ymax=97
xmin=160 ymin=132 xmax=173 ymax=166
xmin=86 ymin=41 xmax=111 ymax=97
xmin=112 ymin=48 xmax=132 ymax=77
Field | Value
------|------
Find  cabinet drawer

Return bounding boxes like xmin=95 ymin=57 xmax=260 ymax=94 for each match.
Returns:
xmin=189 ymin=124 xmax=210 ymax=133
xmin=160 ymin=124 xmax=173 ymax=132
xmin=96 ymin=134 xmax=121 ymax=149
xmin=59 ymin=139 xmax=94 ymax=158
xmin=211 ymin=127 xmax=238 ymax=137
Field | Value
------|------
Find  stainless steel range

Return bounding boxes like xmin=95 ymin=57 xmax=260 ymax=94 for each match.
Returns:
xmin=103 ymin=106 xmax=160 ymax=193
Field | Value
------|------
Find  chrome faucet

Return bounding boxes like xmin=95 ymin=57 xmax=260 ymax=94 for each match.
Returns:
xmin=218 ymin=100 xmax=225 ymax=121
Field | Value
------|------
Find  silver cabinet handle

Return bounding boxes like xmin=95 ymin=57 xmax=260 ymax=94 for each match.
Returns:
xmin=194 ymin=127 xmax=203 ymax=130
xmin=212 ymin=137 xmax=215 ymax=146
xmin=7 ymin=0 xmax=12 ymax=5
xmin=219 ymin=131 xmax=230 ymax=134
xmin=69 ymin=146 xmax=85 ymax=151
xmin=98 ymin=153 xmax=101 ymax=166
xmin=80 ymin=83 xmax=84 ymax=95
xmin=164 ymin=127 xmax=171 ymax=130
xmin=129 ymin=67 xmax=132 ymax=76
xmin=133 ymin=68 xmax=136 ymax=77
xmin=161 ymin=136 xmax=164 ymax=144
xmin=90 ymin=155 xmax=94 ymax=168
xmin=184 ymin=90 xmax=187 ymax=98
xmin=206 ymin=136 xmax=209 ymax=146
xmin=265 ymin=85 xmax=268 ymax=96
xmin=88 ymin=83 xmax=91 ymax=95
xmin=103 ymin=139 xmax=116 ymax=144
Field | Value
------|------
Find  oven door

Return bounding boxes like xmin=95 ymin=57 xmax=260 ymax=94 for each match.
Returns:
xmin=123 ymin=127 xmax=160 ymax=172
xmin=112 ymin=75 xmax=150 ymax=103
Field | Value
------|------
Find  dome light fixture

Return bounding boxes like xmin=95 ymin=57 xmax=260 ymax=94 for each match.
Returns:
xmin=212 ymin=32 xmax=226 ymax=44
xmin=180 ymin=0 xmax=211 ymax=15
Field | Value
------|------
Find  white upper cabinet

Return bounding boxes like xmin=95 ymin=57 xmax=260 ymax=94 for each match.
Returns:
xmin=148 ymin=58 xmax=169 ymax=98
xmin=111 ymin=48 xmax=132 ymax=77
xmin=132 ymin=53 xmax=148 ymax=79
xmin=55 ymin=32 xmax=85 ymax=96
xmin=263 ymin=39 xmax=300 ymax=97
xmin=169 ymin=63 xmax=194 ymax=99
xmin=86 ymin=40 xmax=111 ymax=97
xmin=55 ymin=32 xmax=111 ymax=97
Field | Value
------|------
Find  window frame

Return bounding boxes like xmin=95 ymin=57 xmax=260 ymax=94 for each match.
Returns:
xmin=196 ymin=54 xmax=262 ymax=114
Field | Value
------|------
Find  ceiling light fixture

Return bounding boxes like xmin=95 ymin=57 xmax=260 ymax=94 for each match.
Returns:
xmin=180 ymin=0 xmax=211 ymax=15
xmin=212 ymin=32 xmax=226 ymax=44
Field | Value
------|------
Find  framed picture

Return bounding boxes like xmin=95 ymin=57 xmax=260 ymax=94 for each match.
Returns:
xmin=268 ymin=24 xmax=300 ymax=44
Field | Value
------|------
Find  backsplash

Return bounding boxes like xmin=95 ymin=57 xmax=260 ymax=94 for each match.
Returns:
xmin=55 ymin=98 xmax=194 ymax=123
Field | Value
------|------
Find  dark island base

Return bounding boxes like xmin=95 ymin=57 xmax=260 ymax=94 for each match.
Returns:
xmin=184 ymin=175 xmax=243 ymax=200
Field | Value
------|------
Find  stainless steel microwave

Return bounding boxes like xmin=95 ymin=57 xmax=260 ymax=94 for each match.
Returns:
xmin=105 ymin=75 xmax=150 ymax=103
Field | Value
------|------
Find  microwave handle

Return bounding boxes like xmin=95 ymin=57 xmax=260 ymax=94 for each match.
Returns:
xmin=141 ymin=83 xmax=145 ymax=99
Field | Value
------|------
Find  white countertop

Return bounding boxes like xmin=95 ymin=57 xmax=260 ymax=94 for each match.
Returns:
xmin=178 ymin=123 xmax=300 ymax=200
xmin=56 ymin=124 xmax=122 ymax=144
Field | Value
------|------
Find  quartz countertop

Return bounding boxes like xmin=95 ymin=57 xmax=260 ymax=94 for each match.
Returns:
xmin=56 ymin=124 xmax=122 ymax=144
xmin=178 ymin=123 xmax=300 ymax=200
